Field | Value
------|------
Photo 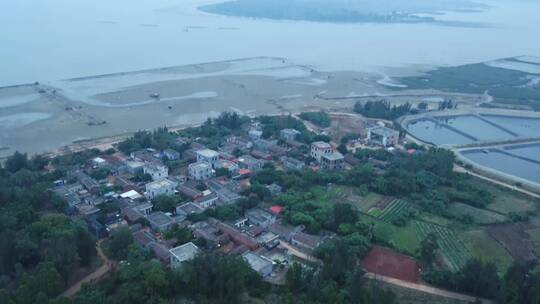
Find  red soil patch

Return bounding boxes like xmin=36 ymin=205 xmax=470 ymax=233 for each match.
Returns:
xmin=362 ymin=246 xmax=421 ymax=283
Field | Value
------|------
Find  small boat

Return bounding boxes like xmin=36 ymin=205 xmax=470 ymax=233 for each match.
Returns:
xmin=150 ymin=93 xmax=160 ymax=99
xmin=481 ymin=149 xmax=490 ymax=154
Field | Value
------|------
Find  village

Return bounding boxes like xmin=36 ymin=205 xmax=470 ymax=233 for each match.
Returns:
xmin=52 ymin=112 xmax=403 ymax=283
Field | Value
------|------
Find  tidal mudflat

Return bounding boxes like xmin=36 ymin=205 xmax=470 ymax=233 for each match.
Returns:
xmin=0 ymin=58 xmax=380 ymax=157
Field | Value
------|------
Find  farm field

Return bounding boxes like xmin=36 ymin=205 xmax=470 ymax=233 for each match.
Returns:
xmin=413 ymin=221 xmax=472 ymax=272
xmin=449 ymin=202 xmax=507 ymax=225
xmin=487 ymin=222 xmax=538 ymax=261
xmin=348 ymin=192 xmax=385 ymax=212
xmin=461 ymin=229 xmax=513 ymax=272
xmin=368 ymin=198 xmax=416 ymax=223
xmin=468 ymin=179 xmax=539 ymax=215
xmin=525 ymin=227 xmax=540 ymax=258
xmin=358 ymin=214 xmax=420 ymax=255
xmin=362 ymin=246 xmax=420 ymax=283
xmin=418 ymin=213 xmax=453 ymax=227
xmin=379 ymin=200 xmax=415 ymax=222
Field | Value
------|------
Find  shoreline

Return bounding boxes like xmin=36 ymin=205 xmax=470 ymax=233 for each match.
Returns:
xmin=1 ymin=57 xmax=485 ymax=158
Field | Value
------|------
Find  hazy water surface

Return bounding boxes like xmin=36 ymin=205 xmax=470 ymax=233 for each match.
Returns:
xmin=1 ymin=0 xmax=540 ymax=86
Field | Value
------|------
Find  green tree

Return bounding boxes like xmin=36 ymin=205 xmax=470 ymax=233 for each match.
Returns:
xmin=417 ymin=233 xmax=438 ymax=267
xmin=152 ymin=195 xmax=180 ymax=213
xmin=502 ymin=261 xmax=540 ymax=304
xmin=179 ymin=252 xmax=262 ymax=303
xmin=107 ymin=228 xmax=134 ymax=260
xmin=4 ymin=151 xmax=28 ymax=173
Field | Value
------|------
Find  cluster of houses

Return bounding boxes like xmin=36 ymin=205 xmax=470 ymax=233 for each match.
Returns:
xmin=52 ymin=120 xmax=402 ymax=282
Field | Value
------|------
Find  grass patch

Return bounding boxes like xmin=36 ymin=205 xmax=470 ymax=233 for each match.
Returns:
xmin=380 ymin=281 xmax=471 ymax=304
xmin=468 ymin=178 xmax=539 ymax=215
xmin=347 ymin=192 xmax=383 ymax=212
xmin=527 ymin=228 xmax=540 ymax=244
xmin=449 ymin=202 xmax=507 ymax=225
xmin=418 ymin=213 xmax=453 ymax=226
xmin=359 ymin=214 xmax=420 ymax=255
xmin=461 ymin=229 xmax=513 ymax=273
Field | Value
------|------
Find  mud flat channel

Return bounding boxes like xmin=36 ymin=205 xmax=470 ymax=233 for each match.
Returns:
xmin=0 ymin=57 xmax=477 ymax=158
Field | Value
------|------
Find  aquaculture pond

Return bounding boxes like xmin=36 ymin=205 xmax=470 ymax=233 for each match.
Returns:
xmin=406 ymin=119 xmax=474 ymax=146
xmin=407 ymin=115 xmax=540 ymax=146
xmin=480 ymin=115 xmax=540 ymax=139
xmin=504 ymin=144 xmax=540 ymax=163
xmin=463 ymin=149 xmax=540 ymax=184
xmin=437 ymin=115 xmax=516 ymax=142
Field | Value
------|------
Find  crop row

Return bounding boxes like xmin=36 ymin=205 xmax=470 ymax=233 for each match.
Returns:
xmin=379 ymin=199 xmax=413 ymax=222
xmin=414 ymin=220 xmax=471 ymax=271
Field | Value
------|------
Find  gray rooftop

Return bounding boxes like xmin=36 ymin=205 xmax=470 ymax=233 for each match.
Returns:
xmin=176 ymin=202 xmax=204 ymax=215
xmin=322 ymin=152 xmax=344 ymax=161
xmin=189 ymin=161 xmax=212 ymax=170
xmin=169 ymin=242 xmax=200 ymax=262
xmin=196 ymin=149 xmax=219 ymax=158
xmin=146 ymin=178 xmax=176 ymax=191
xmin=147 ymin=211 xmax=174 ymax=226
xmin=312 ymin=141 xmax=332 ymax=149
xmin=242 ymin=252 xmax=273 ymax=273
xmin=369 ymin=126 xmax=399 ymax=137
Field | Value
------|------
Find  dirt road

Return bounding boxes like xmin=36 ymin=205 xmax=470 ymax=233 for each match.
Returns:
xmin=280 ymin=240 xmax=492 ymax=303
xmin=278 ymin=241 xmax=320 ymax=263
xmin=365 ymin=272 xmax=492 ymax=304
xmin=61 ymin=240 xmax=114 ymax=298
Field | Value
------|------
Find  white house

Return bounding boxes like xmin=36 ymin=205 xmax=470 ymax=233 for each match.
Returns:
xmin=143 ymin=163 xmax=169 ymax=180
xmin=367 ymin=126 xmax=400 ymax=147
xmin=280 ymin=129 xmax=301 ymax=141
xmin=196 ymin=149 xmax=220 ymax=169
xmin=188 ymin=161 xmax=213 ymax=180
xmin=248 ymin=129 xmax=263 ymax=140
xmin=310 ymin=141 xmax=333 ymax=162
xmin=170 ymin=242 xmax=200 ymax=269
xmin=145 ymin=178 xmax=177 ymax=199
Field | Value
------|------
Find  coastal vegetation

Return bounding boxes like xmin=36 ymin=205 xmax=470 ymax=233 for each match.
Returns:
xmin=0 ymin=153 xmax=97 ymax=304
xmin=298 ymin=111 xmax=331 ymax=128
xmin=398 ymin=62 xmax=540 ymax=110
xmin=199 ymin=0 xmax=486 ymax=26
xmin=353 ymin=100 xmax=414 ymax=120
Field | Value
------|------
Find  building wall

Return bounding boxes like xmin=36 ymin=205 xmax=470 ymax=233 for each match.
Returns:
xmin=146 ymin=184 xmax=176 ymax=199
xmin=196 ymin=152 xmax=219 ymax=169
xmin=311 ymin=144 xmax=333 ymax=162
xmin=189 ymin=163 xmax=213 ymax=180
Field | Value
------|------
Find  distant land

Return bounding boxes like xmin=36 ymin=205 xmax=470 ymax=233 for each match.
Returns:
xmin=200 ymin=0 xmax=489 ymax=26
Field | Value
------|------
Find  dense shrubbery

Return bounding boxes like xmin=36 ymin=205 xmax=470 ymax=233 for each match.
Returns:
xmin=177 ymin=112 xmax=250 ymax=149
xmin=258 ymin=115 xmax=330 ymax=143
xmin=299 ymin=111 xmax=331 ymax=127
xmin=0 ymin=153 xmax=97 ymax=303
xmin=72 ymin=248 xmax=267 ymax=304
xmin=285 ymin=237 xmax=394 ymax=304
xmin=253 ymin=147 xmax=493 ymax=230
xmin=117 ymin=127 xmax=184 ymax=154
xmin=353 ymin=100 xmax=413 ymax=120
